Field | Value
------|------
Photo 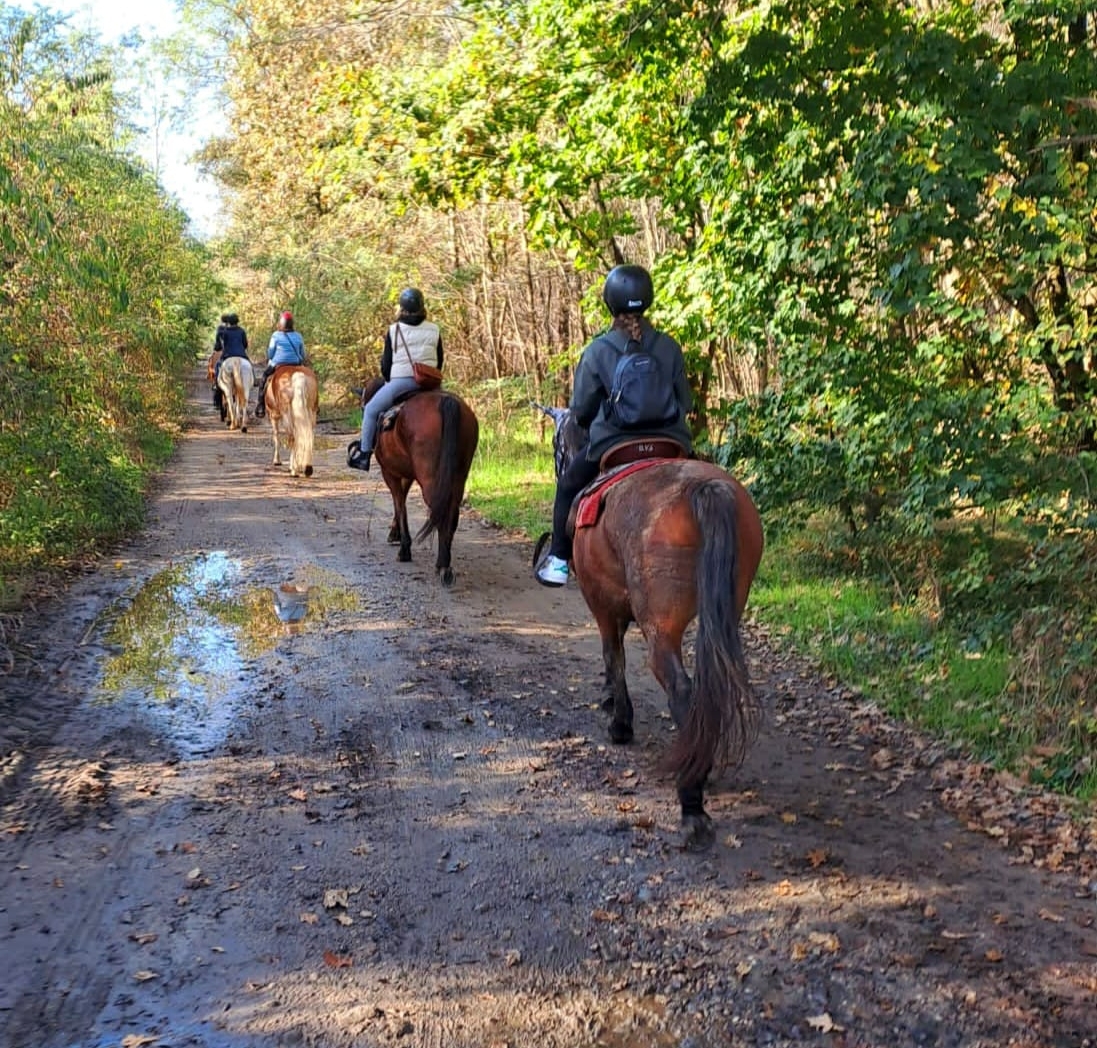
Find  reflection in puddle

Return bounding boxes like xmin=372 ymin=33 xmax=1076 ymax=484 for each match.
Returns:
xmin=96 ymin=553 xmax=357 ymax=758
xmin=272 ymin=582 xmax=310 ymax=622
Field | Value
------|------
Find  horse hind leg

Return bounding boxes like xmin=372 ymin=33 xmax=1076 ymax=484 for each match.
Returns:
xmin=387 ymin=479 xmax=413 ymax=562
xmin=270 ymin=416 xmax=283 ymax=466
xmin=594 ymin=614 xmax=633 ymax=744
xmin=436 ymin=528 xmax=455 ymax=587
xmin=650 ymin=633 xmax=715 ymax=852
xmin=434 ymin=503 xmax=461 ymax=587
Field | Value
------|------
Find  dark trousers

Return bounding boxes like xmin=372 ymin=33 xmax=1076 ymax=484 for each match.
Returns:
xmin=549 ymin=452 xmax=600 ymax=560
xmin=256 ymin=364 xmax=275 ymax=410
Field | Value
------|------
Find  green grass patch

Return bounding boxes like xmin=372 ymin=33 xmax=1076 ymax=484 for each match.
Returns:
xmin=753 ymin=521 xmax=1097 ymax=801
xmin=462 ymin=378 xmax=559 ymax=536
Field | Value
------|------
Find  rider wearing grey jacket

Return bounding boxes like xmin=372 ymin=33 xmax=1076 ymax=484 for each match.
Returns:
xmin=536 ymin=264 xmax=693 ymax=588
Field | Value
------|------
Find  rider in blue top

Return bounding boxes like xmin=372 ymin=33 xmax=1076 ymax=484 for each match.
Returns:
xmin=255 ymin=312 xmax=306 ymax=417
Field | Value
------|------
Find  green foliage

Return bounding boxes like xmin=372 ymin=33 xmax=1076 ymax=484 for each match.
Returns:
xmin=0 ymin=4 xmax=222 ymax=585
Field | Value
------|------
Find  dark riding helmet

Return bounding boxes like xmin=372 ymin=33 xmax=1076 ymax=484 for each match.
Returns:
xmin=602 ymin=264 xmax=653 ymax=316
xmin=398 ymin=287 xmax=425 ymax=315
xmin=227 ymin=313 xmax=239 ymax=325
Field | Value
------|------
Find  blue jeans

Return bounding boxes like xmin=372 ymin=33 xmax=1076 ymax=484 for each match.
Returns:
xmin=359 ymin=376 xmax=421 ymax=451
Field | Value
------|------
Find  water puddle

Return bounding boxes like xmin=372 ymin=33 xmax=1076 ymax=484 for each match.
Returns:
xmin=94 ymin=553 xmax=357 ymax=757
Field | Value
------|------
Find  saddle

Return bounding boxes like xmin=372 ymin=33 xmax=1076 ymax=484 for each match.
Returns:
xmin=378 ymin=388 xmax=434 ymax=432
xmin=568 ymin=438 xmax=689 ymax=534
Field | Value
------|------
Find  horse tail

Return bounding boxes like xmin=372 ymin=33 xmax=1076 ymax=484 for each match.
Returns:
xmin=235 ymin=360 xmax=250 ymax=408
xmin=240 ymin=359 xmax=254 ymax=400
xmin=667 ymin=479 xmax=762 ymax=788
xmin=290 ymin=372 xmax=316 ymax=471
xmin=415 ymin=394 xmax=463 ymax=542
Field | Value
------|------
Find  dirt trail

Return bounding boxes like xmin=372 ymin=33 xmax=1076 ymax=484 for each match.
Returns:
xmin=0 ymin=373 xmax=1094 ymax=1048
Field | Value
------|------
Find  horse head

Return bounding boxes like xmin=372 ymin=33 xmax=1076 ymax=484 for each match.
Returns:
xmin=530 ymin=402 xmax=588 ymax=480
xmin=360 ymin=376 xmax=385 ymax=407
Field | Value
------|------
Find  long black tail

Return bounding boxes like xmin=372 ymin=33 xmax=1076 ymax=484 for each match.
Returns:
xmin=667 ymin=479 xmax=762 ymax=787
xmin=416 ymin=395 xmax=463 ymax=542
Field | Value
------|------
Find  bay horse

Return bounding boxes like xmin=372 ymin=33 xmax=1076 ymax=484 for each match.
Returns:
xmin=216 ymin=356 xmax=254 ymax=432
xmin=544 ymin=410 xmax=764 ymax=851
xmin=360 ymin=377 xmax=479 ymax=587
xmin=266 ymin=365 xmax=319 ymax=477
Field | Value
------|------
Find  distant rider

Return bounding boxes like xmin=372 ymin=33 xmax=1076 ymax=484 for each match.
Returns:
xmin=255 ymin=312 xmax=306 ymax=418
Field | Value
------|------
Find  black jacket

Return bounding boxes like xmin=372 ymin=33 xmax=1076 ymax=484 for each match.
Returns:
xmin=219 ymin=325 xmax=249 ymax=359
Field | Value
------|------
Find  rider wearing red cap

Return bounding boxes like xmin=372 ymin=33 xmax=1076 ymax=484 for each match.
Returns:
xmin=255 ymin=311 xmax=306 ymax=417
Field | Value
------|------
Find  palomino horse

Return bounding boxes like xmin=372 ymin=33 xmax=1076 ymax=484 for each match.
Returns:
xmin=216 ymin=356 xmax=254 ymax=432
xmin=265 ymin=365 xmax=319 ymax=477
xmin=544 ymin=410 xmax=764 ymax=850
xmin=360 ymin=377 xmax=479 ymax=587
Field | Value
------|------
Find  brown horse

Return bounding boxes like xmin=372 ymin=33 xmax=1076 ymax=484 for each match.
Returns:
xmin=547 ymin=412 xmax=764 ymax=851
xmin=266 ymin=365 xmax=319 ymax=477
xmin=361 ymin=377 xmax=479 ymax=587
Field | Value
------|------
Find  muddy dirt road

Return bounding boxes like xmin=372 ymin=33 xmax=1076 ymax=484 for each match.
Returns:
xmin=1 ymin=374 xmax=1094 ymax=1048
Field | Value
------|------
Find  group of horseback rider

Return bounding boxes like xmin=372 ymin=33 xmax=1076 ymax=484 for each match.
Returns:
xmin=209 ymin=265 xmax=688 ymax=592
xmin=209 ymin=310 xmax=306 ymax=419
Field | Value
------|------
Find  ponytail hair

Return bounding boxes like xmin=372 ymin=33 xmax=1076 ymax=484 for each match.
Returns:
xmin=611 ymin=313 xmax=644 ymax=344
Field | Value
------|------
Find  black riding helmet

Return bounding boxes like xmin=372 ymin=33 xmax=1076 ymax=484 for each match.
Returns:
xmin=602 ymin=264 xmax=653 ymax=316
xmin=398 ymin=287 xmax=425 ymax=316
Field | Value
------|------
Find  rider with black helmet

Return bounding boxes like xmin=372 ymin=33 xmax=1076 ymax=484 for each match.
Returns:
xmin=347 ymin=287 xmax=445 ymax=472
xmin=535 ymin=264 xmax=693 ymax=588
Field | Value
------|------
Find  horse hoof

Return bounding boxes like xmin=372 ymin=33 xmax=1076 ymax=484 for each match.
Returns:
xmin=441 ymin=567 xmax=455 ymax=588
xmin=398 ymin=549 xmax=412 ymax=563
xmin=304 ymin=465 xmax=313 ymax=477
xmin=608 ymin=720 xmax=634 ymax=745
xmin=680 ymin=812 xmax=715 ymax=852
xmin=387 ymin=530 xmax=401 ymax=545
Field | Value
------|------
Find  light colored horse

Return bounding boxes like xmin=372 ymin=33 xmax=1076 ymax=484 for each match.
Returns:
xmin=216 ymin=356 xmax=254 ymax=432
xmin=265 ymin=365 xmax=319 ymax=477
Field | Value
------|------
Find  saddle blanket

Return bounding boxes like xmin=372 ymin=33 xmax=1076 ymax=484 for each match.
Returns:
xmin=574 ymin=459 xmax=666 ymax=529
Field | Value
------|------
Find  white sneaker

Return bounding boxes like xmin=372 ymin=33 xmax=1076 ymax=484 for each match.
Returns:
xmin=536 ymin=554 xmax=569 ymax=587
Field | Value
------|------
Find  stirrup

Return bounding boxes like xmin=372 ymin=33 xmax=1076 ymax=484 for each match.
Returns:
xmin=346 ymin=440 xmax=371 ymax=471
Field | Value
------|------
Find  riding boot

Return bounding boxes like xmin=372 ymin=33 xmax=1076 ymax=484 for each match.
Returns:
xmin=346 ymin=440 xmax=371 ymax=472
xmin=255 ymin=381 xmax=267 ymax=417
